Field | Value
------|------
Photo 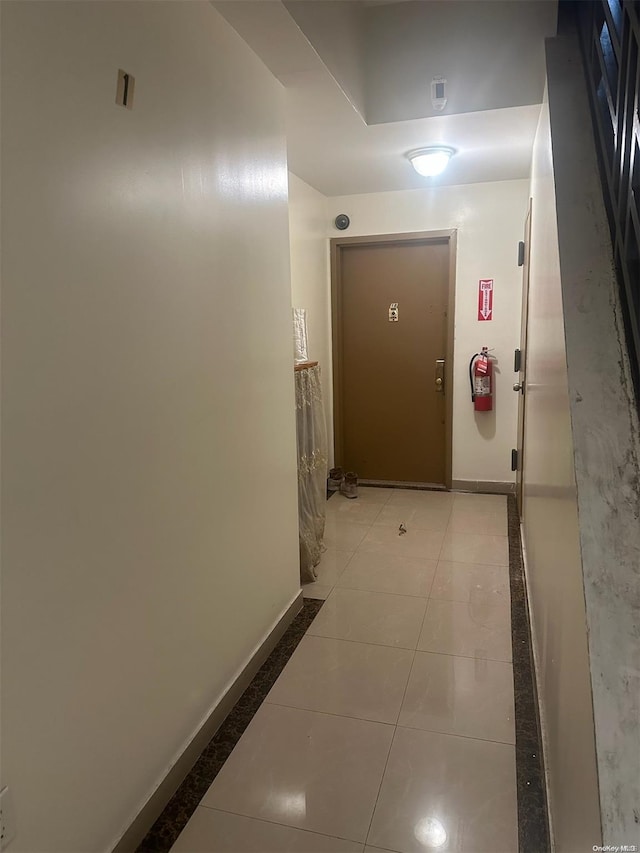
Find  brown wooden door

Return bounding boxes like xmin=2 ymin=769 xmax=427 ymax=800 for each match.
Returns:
xmin=515 ymin=200 xmax=532 ymax=516
xmin=335 ymin=236 xmax=451 ymax=485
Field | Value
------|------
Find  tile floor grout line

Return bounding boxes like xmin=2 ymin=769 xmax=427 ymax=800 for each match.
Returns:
xmin=332 ymin=584 xmax=433 ymax=599
xmin=365 ymin=847 xmax=401 ymax=853
xmin=367 ymin=523 xmax=450 ymax=533
xmin=362 ymin=716 xmax=401 ymax=850
xmin=263 ymin=700 xmax=399 ymax=728
xmin=194 ymin=804 xmax=365 ymax=846
xmin=435 ymin=556 xmax=511 ymax=568
xmin=425 ymin=594 xmax=511 ymax=606
xmin=318 ymin=585 xmax=433 ymax=602
xmin=304 ymin=633 xmax=417 ymax=653
xmin=393 ymin=721 xmax=516 ymax=748
xmin=411 ymin=647 xmax=514 ymax=663
xmin=389 ymin=580 xmax=430 ymax=729
xmin=392 ymin=646 xmax=418 ymax=728
xmin=305 ymin=628 xmax=513 ymax=662
xmin=413 ymin=585 xmax=432 ymax=650
xmin=423 ymin=557 xmax=438 ymax=600
xmin=296 ymin=631 xmax=419 ymax=652
xmin=369 ymin=502 xmax=385 ymax=524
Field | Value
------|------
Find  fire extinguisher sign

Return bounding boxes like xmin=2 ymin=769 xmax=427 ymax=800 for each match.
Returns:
xmin=478 ymin=279 xmax=494 ymax=321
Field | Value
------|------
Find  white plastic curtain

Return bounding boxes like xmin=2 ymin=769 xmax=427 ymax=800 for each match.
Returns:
xmin=295 ymin=365 xmax=328 ymax=582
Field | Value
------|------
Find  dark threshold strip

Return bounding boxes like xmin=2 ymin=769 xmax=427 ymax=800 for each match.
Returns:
xmin=508 ymin=494 xmax=551 ymax=853
xmin=137 ymin=598 xmax=324 ymax=852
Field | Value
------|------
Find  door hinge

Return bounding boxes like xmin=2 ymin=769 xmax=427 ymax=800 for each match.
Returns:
xmin=511 ymin=449 xmax=518 ymax=472
xmin=514 ymin=348 xmax=521 ymax=372
xmin=517 ymin=241 xmax=525 ymax=267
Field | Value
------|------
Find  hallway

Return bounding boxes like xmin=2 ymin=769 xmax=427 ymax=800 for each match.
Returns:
xmin=3 ymin=3 xmax=638 ymax=850
xmin=170 ymin=489 xmax=522 ymax=853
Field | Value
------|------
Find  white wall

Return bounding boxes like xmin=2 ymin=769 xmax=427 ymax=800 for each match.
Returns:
xmin=288 ymin=174 xmax=333 ymax=463
xmin=284 ymin=1 xmax=367 ymax=119
xmin=523 ymin=91 xmax=601 ymax=851
xmin=1 ymin=3 xmax=300 ymax=851
xmin=364 ymin=1 xmax=556 ymax=125
xmin=326 ymin=180 xmax=530 ymax=486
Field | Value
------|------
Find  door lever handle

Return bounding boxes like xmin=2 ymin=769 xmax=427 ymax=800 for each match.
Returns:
xmin=435 ymin=359 xmax=445 ymax=393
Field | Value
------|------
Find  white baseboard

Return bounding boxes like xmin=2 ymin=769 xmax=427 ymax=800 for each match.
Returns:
xmin=111 ymin=590 xmax=304 ymax=853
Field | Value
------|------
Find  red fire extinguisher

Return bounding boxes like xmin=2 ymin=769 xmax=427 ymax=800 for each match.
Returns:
xmin=469 ymin=347 xmax=494 ymax=412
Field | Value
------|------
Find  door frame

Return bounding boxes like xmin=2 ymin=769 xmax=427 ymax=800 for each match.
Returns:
xmin=515 ymin=200 xmax=533 ymax=516
xmin=330 ymin=229 xmax=457 ymax=490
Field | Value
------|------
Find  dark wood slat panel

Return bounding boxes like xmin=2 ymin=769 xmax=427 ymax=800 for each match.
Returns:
xmin=577 ymin=0 xmax=640 ymax=402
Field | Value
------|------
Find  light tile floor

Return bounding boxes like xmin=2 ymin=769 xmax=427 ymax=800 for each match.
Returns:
xmin=173 ymin=488 xmax=516 ymax=853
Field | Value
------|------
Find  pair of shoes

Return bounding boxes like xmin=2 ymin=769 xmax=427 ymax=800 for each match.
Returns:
xmin=328 ymin=468 xmax=359 ymax=499
xmin=328 ymin=467 xmax=344 ymax=492
xmin=341 ymin=471 xmax=358 ymax=499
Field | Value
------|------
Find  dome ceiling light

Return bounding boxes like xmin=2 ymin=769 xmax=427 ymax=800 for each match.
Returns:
xmin=406 ymin=146 xmax=456 ymax=177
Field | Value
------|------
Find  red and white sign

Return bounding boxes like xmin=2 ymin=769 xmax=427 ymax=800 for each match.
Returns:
xmin=478 ymin=279 xmax=494 ymax=321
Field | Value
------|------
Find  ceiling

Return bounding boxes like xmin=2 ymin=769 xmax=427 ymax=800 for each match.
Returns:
xmin=214 ymin=0 xmax=558 ymax=196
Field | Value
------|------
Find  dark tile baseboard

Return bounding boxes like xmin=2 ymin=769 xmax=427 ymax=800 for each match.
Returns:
xmin=136 ymin=599 xmax=324 ymax=852
xmin=508 ymin=495 xmax=551 ymax=853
